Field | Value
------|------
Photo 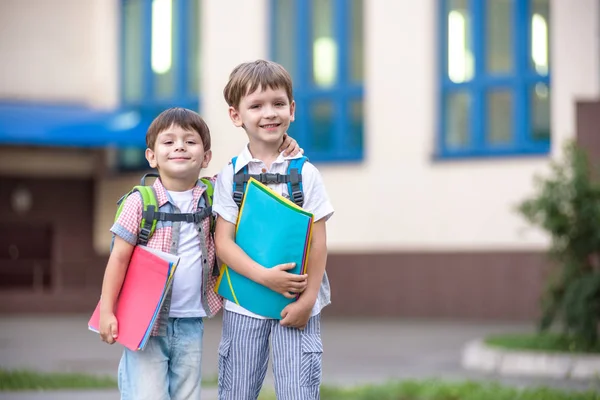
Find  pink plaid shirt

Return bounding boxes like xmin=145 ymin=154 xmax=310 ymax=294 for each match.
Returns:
xmin=111 ymin=177 xmax=222 ymax=336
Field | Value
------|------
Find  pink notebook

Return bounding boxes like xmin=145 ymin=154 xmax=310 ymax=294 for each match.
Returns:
xmin=88 ymin=246 xmax=179 ymax=351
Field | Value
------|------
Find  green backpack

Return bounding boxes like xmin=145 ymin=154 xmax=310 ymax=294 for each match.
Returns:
xmin=113 ymin=173 xmax=215 ymax=247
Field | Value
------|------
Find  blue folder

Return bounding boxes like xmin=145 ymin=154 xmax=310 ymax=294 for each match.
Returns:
xmin=215 ymin=178 xmax=314 ymax=319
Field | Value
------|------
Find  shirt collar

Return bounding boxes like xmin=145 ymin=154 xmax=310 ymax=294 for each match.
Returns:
xmin=152 ymin=177 xmax=207 ymax=208
xmin=232 ymin=144 xmax=304 ymax=174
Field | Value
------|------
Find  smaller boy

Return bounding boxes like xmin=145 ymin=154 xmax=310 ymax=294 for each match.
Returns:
xmin=213 ymin=60 xmax=335 ymax=400
xmin=98 ymin=107 xmax=300 ymax=400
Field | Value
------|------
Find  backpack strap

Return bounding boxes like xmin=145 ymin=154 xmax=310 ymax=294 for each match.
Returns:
xmin=199 ymin=177 xmax=215 ymax=234
xmin=113 ymin=185 xmax=159 ymax=246
xmin=231 ymin=156 xmax=308 ymax=208
xmin=232 ymin=156 xmax=248 ymax=208
xmin=287 ymin=156 xmax=307 ymax=207
xmin=115 ymin=175 xmax=215 ymax=247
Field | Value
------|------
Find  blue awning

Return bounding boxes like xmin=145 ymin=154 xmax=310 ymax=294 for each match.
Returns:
xmin=0 ymin=102 xmax=154 ymax=148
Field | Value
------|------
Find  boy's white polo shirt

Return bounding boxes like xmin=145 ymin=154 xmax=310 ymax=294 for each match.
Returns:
xmin=213 ymin=145 xmax=334 ymax=319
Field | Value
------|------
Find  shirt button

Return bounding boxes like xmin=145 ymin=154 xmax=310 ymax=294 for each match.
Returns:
xmin=261 ymin=168 xmax=267 ymax=173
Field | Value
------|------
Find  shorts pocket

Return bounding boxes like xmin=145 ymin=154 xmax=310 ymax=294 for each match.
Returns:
xmin=218 ymin=337 xmax=233 ymax=392
xmin=300 ymin=334 xmax=323 ymax=388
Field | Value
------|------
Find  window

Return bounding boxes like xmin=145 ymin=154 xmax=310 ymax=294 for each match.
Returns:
xmin=118 ymin=0 xmax=201 ymax=171
xmin=121 ymin=0 xmax=201 ymax=111
xmin=271 ymin=0 xmax=364 ymax=162
xmin=438 ymin=0 xmax=550 ymax=158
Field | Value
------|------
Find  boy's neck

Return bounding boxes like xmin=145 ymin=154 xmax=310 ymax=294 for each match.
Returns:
xmin=248 ymin=140 xmax=282 ymax=170
xmin=159 ymin=174 xmax=199 ymax=192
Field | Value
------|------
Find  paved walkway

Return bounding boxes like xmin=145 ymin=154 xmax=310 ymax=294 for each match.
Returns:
xmin=0 ymin=315 xmax=598 ymax=399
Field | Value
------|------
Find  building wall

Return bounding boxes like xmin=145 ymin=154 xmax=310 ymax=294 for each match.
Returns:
xmin=199 ymin=0 xmax=600 ymax=254
xmin=4 ymin=0 xmax=597 ymax=318
xmin=95 ymin=0 xmax=600 ymax=255
xmin=0 ymin=0 xmax=119 ymax=108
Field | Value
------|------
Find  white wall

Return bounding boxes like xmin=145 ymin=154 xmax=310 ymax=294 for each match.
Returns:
xmin=323 ymin=0 xmax=599 ymax=253
xmin=0 ymin=0 xmax=119 ymax=108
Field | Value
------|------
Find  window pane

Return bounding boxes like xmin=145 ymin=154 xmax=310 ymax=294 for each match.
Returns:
xmin=486 ymin=0 xmax=512 ymax=73
xmin=188 ymin=0 xmax=200 ymax=96
xmin=349 ymin=0 xmax=364 ymax=84
xmin=309 ymin=101 xmax=334 ymax=151
xmin=445 ymin=91 xmax=470 ymax=149
xmin=531 ymin=83 xmax=550 ymax=141
xmin=349 ymin=99 xmax=363 ymax=151
xmin=274 ymin=0 xmax=296 ymax=80
xmin=487 ymin=90 xmax=513 ymax=145
xmin=311 ymin=0 xmax=337 ymax=87
xmin=531 ymin=0 xmax=550 ymax=75
xmin=117 ymin=148 xmax=149 ymax=171
xmin=447 ymin=0 xmax=473 ymax=83
xmin=152 ymin=0 xmax=175 ymax=99
xmin=123 ymin=0 xmax=143 ymax=103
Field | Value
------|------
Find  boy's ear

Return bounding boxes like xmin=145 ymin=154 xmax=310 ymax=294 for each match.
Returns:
xmin=290 ymin=100 xmax=296 ymax=122
xmin=228 ymin=106 xmax=244 ymax=127
xmin=145 ymin=148 xmax=158 ymax=169
xmin=202 ymin=150 xmax=212 ymax=168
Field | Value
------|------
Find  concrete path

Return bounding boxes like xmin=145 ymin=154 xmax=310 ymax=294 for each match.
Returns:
xmin=0 ymin=315 xmax=598 ymax=399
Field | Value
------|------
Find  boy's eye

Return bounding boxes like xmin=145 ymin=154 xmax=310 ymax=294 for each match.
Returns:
xmin=163 ymin=140 xmax=173 ymax=145
xmin=250 ymin=104 xmax=260 ymax=109
xmin=275 ymin=102 xmax=286 ymax=107
xmin=186 ymin=140 xmax=196 ymax=145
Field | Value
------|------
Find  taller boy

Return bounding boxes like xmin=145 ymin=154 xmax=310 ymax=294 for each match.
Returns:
xmin=213 ymin=60 xmax=335 ymax=399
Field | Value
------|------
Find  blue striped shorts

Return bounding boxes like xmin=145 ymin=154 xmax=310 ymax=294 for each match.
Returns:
xmin=217 ymin=310 xmax=323 ymax=400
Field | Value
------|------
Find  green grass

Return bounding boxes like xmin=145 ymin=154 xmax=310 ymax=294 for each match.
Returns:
xmin=485 ymin=333 xmax=600 ymax=354
xmin=258 ymin=380 xmax=600 ymax=400
xmin=0 ymin=369 xmax=219 ymax=391
xmin=0 ymin=369 xmax=117 ymax=391
xmin=3 ymin=369 xmax=598 ymax=399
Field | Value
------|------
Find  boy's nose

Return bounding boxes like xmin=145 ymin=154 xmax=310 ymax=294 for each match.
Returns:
xmin=263 ymin=106 xmax=276 ymax=118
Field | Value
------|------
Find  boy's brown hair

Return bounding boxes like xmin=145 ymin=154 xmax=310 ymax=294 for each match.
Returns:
xmin=223 ymin=59 xmax=294 ymax=109
xmin=146 ymin=107 xmax=211 ymax=151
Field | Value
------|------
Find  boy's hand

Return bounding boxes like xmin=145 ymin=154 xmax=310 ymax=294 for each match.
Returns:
xmin=260 ymin=263 xmax=308 ymax=298
xmin=280 ymin=301 xmax=312 ymax=329
xmin=280 ymin=134 xmax=303 ymax=157
xmin=99 ymin=311 xmax=119 ymax=344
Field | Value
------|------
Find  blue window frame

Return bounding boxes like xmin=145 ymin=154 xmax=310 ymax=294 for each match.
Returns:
xmin=121 ymin=0 xmax=200 ymax=112
xmin=438 ymin=0 xmax=551 ymax=159
xmin=118 ymin=0 xmax=201 ymax=171
xmin=271 ymin=0 xmax=364 ymax=163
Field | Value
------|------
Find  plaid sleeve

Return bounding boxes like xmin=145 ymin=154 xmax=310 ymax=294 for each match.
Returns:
xmin=110 ymin=192 xmax=143 ymax=246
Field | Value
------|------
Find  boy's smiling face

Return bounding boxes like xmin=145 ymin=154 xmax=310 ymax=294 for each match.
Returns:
xmin=145 ymin=123 xmax=211 ymax=184
xmin=229 ymin=85 xmax=295 ymax=147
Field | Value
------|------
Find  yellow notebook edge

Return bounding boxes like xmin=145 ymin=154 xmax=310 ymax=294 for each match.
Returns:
xmin=246 ymin=177 xmax=314 ymax=218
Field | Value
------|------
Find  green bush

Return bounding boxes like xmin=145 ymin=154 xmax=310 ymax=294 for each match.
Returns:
xmin=518 ymin=141 xmax=600 ymax=350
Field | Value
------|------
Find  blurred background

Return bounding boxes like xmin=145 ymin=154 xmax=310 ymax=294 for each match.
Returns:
xmin=0 ymin=0 xmax=594 ymax=323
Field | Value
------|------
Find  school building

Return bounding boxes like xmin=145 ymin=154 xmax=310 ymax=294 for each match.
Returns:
xmin=1 ymin=0 xmax=597 ymax=320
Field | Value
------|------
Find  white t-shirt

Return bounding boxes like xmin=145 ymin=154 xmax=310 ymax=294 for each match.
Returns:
xmin=213 ymin=146 xmax=334 ymax=319
xmin=167 ymin=188 xmax=206 ymax=318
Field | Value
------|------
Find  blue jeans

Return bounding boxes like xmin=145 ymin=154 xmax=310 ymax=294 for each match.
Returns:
xmin=118 ymin=317 xmax=204 ymax=400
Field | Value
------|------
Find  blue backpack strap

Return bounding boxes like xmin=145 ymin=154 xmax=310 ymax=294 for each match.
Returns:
xmin=231 ymin=156 xmax=249 ymax=207
xmin=287 ymin=156 xmax=307 ymax=207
